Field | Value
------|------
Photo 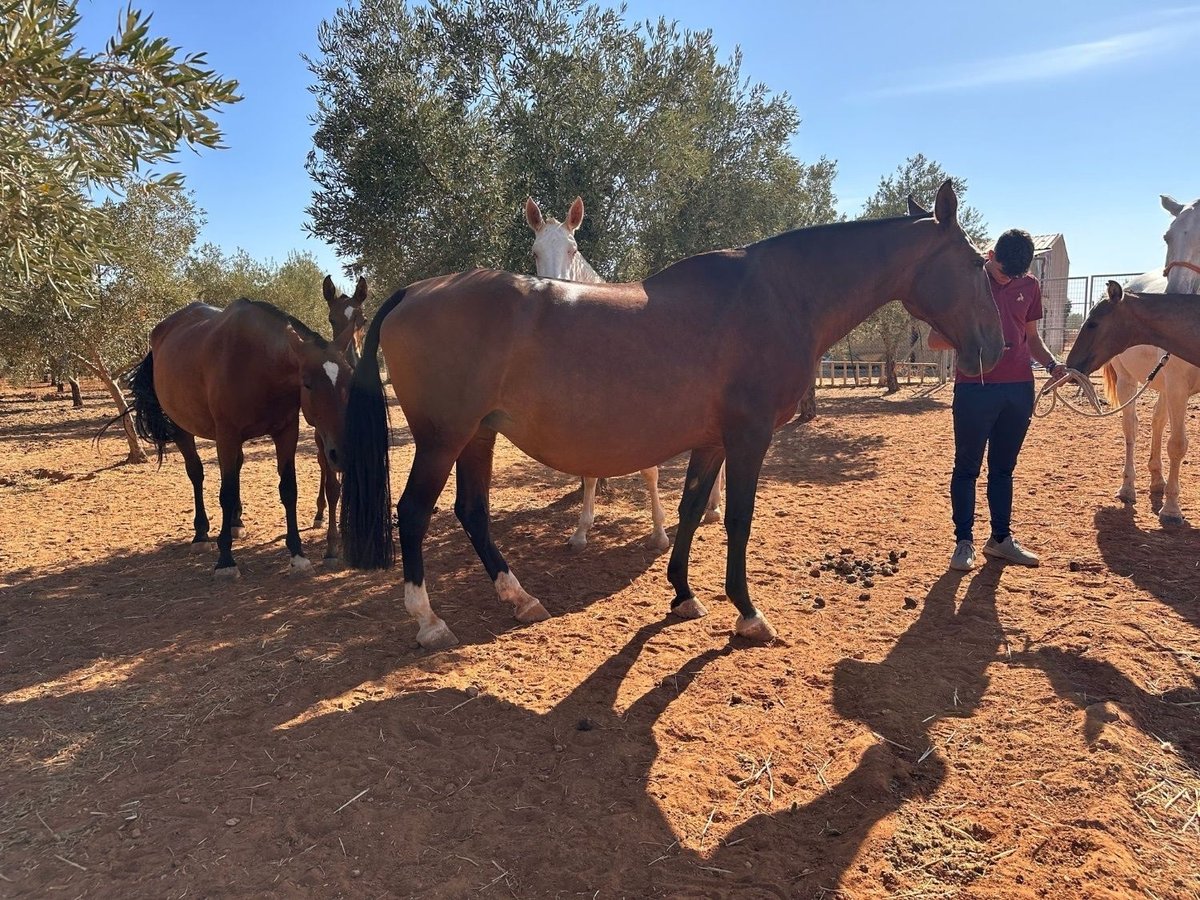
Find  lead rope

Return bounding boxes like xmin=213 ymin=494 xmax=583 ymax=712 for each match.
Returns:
xmin=1034 ymin=352 xmax=1170 ymax=419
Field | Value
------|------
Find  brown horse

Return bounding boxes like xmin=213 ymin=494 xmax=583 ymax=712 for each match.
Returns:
xmin=1067 ymin=281 xmax=1200 ymax=373
xmin=129 ymin=299 xmax=355 ymax=577
xmin=313 ymin=275 xmax=367 ymax=540
xmin=341 ymin=181 xmax=1004 ymax=650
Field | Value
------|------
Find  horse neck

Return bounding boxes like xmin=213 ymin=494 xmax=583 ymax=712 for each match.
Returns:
xmin=1130 ymin=293 xmax=1200 ymax=352
xmin=1167 ymin=264 xmax=1200 ymax=294
xmin=570 ymin=253 xmax=603 ymax=284
xmin=750 ymin=221 xmax=923 ymax=351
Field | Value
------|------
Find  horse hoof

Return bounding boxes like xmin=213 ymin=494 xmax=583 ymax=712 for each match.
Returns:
xmin=566 ymin=534 xmax=587 ymax=550
xmin=231 ymin=527 xmax=246 ymax=539
xmin=1116 ymin=488 xmax=1135 ymax=504
xmin=672 ymin=597 xmax=708 ymax=620
xmin=417 ymin=620 xmax=459 ymax=651
xmin=189 ymin=540 xmax=213 ymax=554
xmin=735 ymin=613 xmax=777 ymax=643
xmin=289 ymin=555 xmax=314 ymax=576
xmin=322 ymin=555 xmax=343 ymax=571
xmin=214 ymin=565 xmax=241 ymax=581
xmin=646 ymin=529 xmax=670 ymax=552
xmin=312 ymin=515 xmax=325 ymax=528
xmin=702 ymin=509 xmax=722 ymax=525
xmin=514 ymin=598 xmax=551 ymax=624
xmin=1159 ymin=513 xmax=1185 ymax=527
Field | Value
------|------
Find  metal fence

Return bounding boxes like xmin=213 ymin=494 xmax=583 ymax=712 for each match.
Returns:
xmin=817 ymin=359 xmax=946 ymax=387
xmin=1042 ymin=272 xmax=1144 ymax=353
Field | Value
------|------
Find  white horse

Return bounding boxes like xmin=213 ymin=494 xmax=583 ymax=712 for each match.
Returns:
xmin=524 ymin=196 xmax=724 ymax=550
xmin=1102 ymin=195 xmax=1200 ymax=523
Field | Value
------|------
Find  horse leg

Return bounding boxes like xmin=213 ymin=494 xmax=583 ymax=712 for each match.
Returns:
xmin=567 ymin=477 xmax=598 ymax=549
xmin=398 ymin=443 xmax=463 ymax=650
xmin=313 ymin=432 xmax=328 ymax=527
xmin=721 ymin=419 xmax=777 ymax=643
xmin=274 ymin=422 xmax=312 ymax=574
xmin=213 ymin=435 xmax=245 ymax=579
xmin=1159 ymin=384 xmax=1189 ymax=525
xmin=1116 ymin=372 xmax=1139 ymax=504
xmin=703 ymin=463 xmax=725 ymax=524
xmin=640 ymin=467 xmax=670 ymax=551
xmin=1148 ymin=393 xmax=1167 ymax=495
xmin=455 ymin=427 xmax=549 ymax=624
xmin=176 ymin=431 xmax=212 ymax=551
xmin=666 ymin=446 xmax=726 ymax=620
xmin=318 ymin=445 xmax=342 ymax=565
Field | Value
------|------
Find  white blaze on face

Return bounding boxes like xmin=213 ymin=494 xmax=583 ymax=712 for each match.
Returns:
xmin=532 ymin=221 xmax=577 ymax=280
xmin=322 ymin=361 xmax=339 ymax=388
xmin=343 ymin=305 xmax=354 ymax=325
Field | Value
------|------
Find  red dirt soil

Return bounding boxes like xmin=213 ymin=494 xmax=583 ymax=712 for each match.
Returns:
xmin=1 ymin=380 xmax=1198 ymax=899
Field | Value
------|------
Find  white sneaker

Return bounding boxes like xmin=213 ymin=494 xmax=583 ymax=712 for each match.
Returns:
xmin=983 ymin=535 xmax=1040 ymax=567
xmin=949 ymin=540 xmax=976 ymax=571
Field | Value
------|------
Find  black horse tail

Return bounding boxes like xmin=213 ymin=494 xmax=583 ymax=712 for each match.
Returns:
xmin=340 ymin=287 xmax=407 ymax=570
xmin=104 ymin=352 xmax=176 ymax=465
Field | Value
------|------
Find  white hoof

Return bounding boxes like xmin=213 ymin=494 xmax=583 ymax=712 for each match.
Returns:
xmin=495 ymin=571 xmax=549 ymax=623
xmin=735 ymin=613 xmax=777 ymax=643
xmin=672 ymin=597 xmax=708 ymax=619
xmin=646 ymin=527 xmax=670 ymax=552
xmin=702 ymin=508 xmax=722 ymax=525
xmin=189 ymin=540 xmax=213 ymax=554
xmin=214 ymin=565 xmax=241 ymax=581
xmin=566 ymin=532 xmax=588 ymax=550
xmin=231 ymin=526 xmax=245 ymax=540
xmin=416 ymin=619 xmax=459 ymax=651
xmin=289 ymin=555 xmax=314 ymax=576
xmin=1116 ymin=486 xmax=1135 ymax=504
xmin=322 ymin=555 xmax=343 ymax=571
xmin=514 ymin=598 xmax=551 ymax=623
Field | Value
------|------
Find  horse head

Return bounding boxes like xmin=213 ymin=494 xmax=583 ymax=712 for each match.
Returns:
xmin=322 ymin=274 xmax=368 ymax=366
xmin=525 ymin=196 xmax=595 ymax=282
xmin=1161 ymin=195 xmax=1200 ymax=293
xmin=287 ymin=325 xmax=356 ymax=472
xmin=1065 ymin=281 xmax=1138 ymax=380
xmin=901 ymin=181 xmax=1005 ymax=377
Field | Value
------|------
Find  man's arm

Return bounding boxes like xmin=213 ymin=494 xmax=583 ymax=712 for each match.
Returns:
xmin=1026 ymin=320 xmax=1065 ymax=378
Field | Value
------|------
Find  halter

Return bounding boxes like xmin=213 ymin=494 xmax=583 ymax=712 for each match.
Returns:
xmin=1164 ymin=260 xmax=1200 ymax=278
xmin=1034 ymin=353 xmax=1171 ymax=419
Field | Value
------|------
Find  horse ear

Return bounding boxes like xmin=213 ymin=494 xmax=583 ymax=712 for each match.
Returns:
xmin=1106 ymin=280 xmax=1124 ymax=302
xmin=907 ymin=195 xmax=930 ymax=217
xmin=1162 ymin=195 xmax=1184 ymax=217
xmin=284 ymin=325 xmax=310 ymax=358
xmin=525 ymin=196 xmax=544 ymax=232
xmin=352 ymin=275 xmax=368 ymax=306
xmin=565 ymin=196 xmax=585 ymax=232
xmin=322 ymin=275 xmax=337 ymax=305
xmin=933 ymin=180 xmax=958 ymax=228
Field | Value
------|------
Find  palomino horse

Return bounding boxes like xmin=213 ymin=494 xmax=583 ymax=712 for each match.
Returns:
xmin=1069 ymin=281 xmax=1200 ymax=372
xmin=1100 ymin=195 xmax=1200 ymax=522
xmin=313 ymin=275 xmax=367 ymax=539
xmin=340 ymin=181 xmax=1004 ymax=650
xmin=525 ymin=195 xmax=722 ymax=550
xmin=129 ymin=299 xmax=355 ymax=576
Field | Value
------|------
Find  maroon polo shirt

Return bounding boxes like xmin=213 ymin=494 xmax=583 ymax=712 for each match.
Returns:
xmin=956 ymin=271 xmax=1043 ymax=384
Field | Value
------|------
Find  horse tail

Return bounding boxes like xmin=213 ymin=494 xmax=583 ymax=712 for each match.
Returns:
xmin=1102 ymin=362 xmax=1120 ymax=408
xmin=125 ymin=352 xmax=177 ymax=466
xmin=340 ymin=287 xmax=407 ymax=570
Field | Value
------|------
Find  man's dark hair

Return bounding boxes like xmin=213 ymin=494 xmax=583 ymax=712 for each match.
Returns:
xmin=993 ymin=229 xmax=1035 ymax=277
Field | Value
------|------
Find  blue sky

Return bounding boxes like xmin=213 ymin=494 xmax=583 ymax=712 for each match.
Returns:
xmin=78 ymin=0 xmax=1200 ymax=282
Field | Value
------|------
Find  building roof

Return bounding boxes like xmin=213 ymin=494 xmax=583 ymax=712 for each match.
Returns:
xmin=983 ymin=233 xmax=1064 ymax=255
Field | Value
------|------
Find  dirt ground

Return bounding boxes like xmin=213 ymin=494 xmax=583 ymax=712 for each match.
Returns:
xmin=1 ymin=378 xmax=1199 ymax=899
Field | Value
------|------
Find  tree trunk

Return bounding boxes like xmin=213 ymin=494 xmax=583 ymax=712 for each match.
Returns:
xmin=78 ymin=345 xmax=147 ymax=464
xmin=883 ymin=348 xmax=899 ymax=395
xmin=69 ymin=377 xmax=83 ymax=408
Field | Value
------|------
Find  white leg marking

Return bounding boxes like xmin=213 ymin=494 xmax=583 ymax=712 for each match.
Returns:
xmin=404 ymin=581 xmax=458 ymax=649
xmin=289 ymin=554 xmax=313 ymax=575
xmin=640 ymin=467 xmax=670 ymax=550
xmin=495 ymin=570 xmax=550 ymax=623
xmin=568 ymin=477 xmax=598 ymax=549
xmin=703 ymin=464 xmax=724 ymax=524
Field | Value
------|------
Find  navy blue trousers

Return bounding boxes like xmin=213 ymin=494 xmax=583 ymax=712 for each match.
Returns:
xmin=951 ymin=381 xmax=1034 ymax=543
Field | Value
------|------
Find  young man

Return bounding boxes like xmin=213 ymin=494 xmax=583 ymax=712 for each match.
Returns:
xmin=928 ymin=229 xmax=1066 ymax=571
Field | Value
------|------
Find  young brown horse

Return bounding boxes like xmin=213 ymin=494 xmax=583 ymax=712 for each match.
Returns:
xmin=341 ymin=181 xmax=1004 ymax=650
xmin=1067 ymin=281 xmax=1200 ymax=373
xmin=313 ymin=275 xmax=367 ymax=540
xmin=130 ymin=299 xmax=355 ymax=577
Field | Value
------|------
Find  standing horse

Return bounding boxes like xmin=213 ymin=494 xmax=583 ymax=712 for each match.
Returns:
xmin=1100 ymin=195 xmax=1200 ymax=522
xmin=129 ymin=299 xmax=355 ymax=577
xmin=525 ymin=196 xmax=722 ymax=550
xmin=341 ymin=181 xmax=1003 ymax=650
xmin=1069 ymin=281 xmax=1200 ymax=372
xmin=313 ymin=275 xmax=367 ymax=543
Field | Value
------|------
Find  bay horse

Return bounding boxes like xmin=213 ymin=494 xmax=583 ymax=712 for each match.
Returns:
xmin=129 ymin=299 xmax=356 ymax=577
xmin=341 ymin=181 xmax=1004 ymax=650
xmin=313 ymin=275 xmax=367 ymax=539
xmin=1099 ymin=195 xmax=1200 ymax=522
xmin=1069 ymin=281 xmax=1200 ymax=372
xmin=525 ymin=195 xmax=722 ymax=550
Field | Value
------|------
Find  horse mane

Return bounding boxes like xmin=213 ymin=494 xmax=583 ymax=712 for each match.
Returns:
xmin=749 ymin=212 xmax=926 ymax=251
xmin=241 ymin=299 xmax=329 ymax=348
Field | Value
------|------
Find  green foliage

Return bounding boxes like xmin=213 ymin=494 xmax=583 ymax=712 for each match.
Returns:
xmin=0 ymin=0 xmax=241 ymax=309
xmin=306 ymin=0 xmax=837 ymax=288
